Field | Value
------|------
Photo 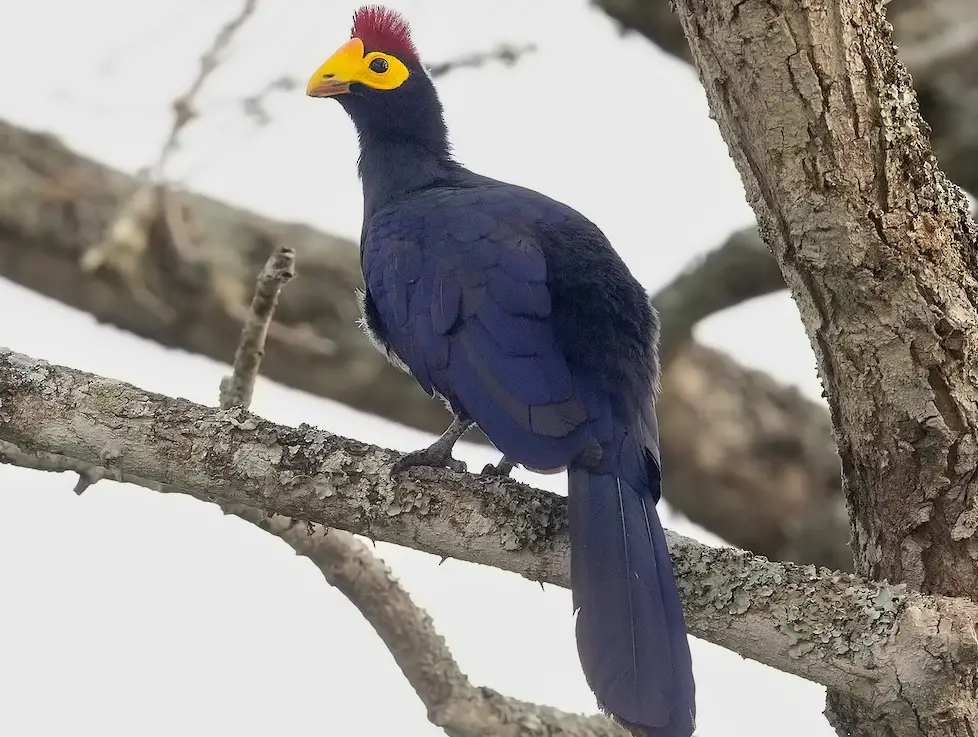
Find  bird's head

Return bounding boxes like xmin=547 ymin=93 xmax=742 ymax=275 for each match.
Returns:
xmin=306 ymin=5 xmax=446 ymax=150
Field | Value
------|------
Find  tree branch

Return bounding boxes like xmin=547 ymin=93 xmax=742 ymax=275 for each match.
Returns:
xmin=218 ymin=245 xmax=295 ymax=409
xmin=156 ymin=0 xmax=259 ymax=179
xmin=1 ymin=347 xmax=975 ymax=713
xmin=653 ymin=226 xmax=784 ymax=366
xmin=248 ymin=514 xmax=629 ymax=737
xmin=657 ymin=346 xmax=848 ymax=570
xmin=427 ymin=43 xmax=537 ymax=78
xmin=80 ymin=0 xmax=260 ymax=312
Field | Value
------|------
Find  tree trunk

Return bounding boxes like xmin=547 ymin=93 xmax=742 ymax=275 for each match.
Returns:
xmin=671 ymin=0 xmax=978 ymax=734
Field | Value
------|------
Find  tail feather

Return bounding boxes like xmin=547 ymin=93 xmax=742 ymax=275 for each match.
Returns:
xmin=568 ymin=457 xmax=695 ymax=737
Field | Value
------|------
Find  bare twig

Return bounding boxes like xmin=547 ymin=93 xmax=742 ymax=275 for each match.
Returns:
xmin=81 ymin=0 xmax=260 ymax=294
xmin=155 ymin=0 xmax=260 ymax=180
xmin=219 ymin=246 xmax=295 ymax=409
xmin=427 ymin=43 xmax=537 ymax=78
xmin=241 ymin=75 xmax=298 ymax=127
xmin=238 ymin=43 xmax=536 ymax=128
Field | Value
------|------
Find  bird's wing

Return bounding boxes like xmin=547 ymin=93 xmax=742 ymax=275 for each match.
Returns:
xmin=363 ymin=187 xmax=595 ymax=469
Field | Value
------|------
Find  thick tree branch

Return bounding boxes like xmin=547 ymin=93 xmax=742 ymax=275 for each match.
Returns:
xmin=658 ymin=347 xmax=848 ymax=570
xmin=248 ymin=514 xmax=629 ymax=737
xmin=1 ymin=347 xmax=975 ymax=713
xmin=593 ymin=0 xmax=692 ymax=63
xmin=0 ymin=119 xmax=845 ymax=568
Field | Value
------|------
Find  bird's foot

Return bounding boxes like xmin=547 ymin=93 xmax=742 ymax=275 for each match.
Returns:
xmin=391 ymin=445 xmax=468 ymax=476
xmin=391 ymin=415 xmax=475 ymax=476
xmin=481 ymin=457 xmax=516 ymax=477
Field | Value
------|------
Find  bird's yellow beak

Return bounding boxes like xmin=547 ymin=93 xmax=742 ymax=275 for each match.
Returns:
xmin=306 ymin=37 xmax=365 ymax=97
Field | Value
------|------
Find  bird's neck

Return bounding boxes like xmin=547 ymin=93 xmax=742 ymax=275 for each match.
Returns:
xmin=357 ymin=135 xmax=456 ymax=215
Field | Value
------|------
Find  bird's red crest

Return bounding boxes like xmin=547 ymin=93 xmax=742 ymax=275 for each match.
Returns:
xmin=351 ymin=5 xmax=420 ymax=64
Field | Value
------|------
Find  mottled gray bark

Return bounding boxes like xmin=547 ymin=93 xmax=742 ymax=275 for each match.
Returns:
xmin=1 ymin=346 xmax=976 ymax=721
xmin=671 ymin=0 xmax=978 ymax=734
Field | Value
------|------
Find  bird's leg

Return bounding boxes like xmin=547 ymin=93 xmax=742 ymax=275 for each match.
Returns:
xmin=481 ymin=456 xmax=517 ymax=477
xmin=391 ymin=415 xmax=473 ymax=476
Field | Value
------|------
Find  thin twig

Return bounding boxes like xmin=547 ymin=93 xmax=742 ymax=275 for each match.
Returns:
xmin=219 ymin=245 xmax=296 ymax=409
xmin=0 ymin=440 xmax=110 ymax=495
xmin=238 ymin=43 xmax=536 ymax=128
xmin=155 ymin=0 xmax=260 ymax=180
xmin=82 ymin=0 xmax=260 ymax=292
xmin=241 ymin=75 xmax=298 ymax=127
xmin=427 ymin=43 xmax=537 ymax=78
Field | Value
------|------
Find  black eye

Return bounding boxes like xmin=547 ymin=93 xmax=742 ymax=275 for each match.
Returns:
xmin=369 ymin=57 xmax=389 ymax=74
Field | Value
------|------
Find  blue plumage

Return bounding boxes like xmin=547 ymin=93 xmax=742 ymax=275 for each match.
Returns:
xmin=313 ymin=8 xmax=696 ymax=734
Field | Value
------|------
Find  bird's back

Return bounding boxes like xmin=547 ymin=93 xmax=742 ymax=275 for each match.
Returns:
xmin=362 ymin=171 xmax=660 ymax=429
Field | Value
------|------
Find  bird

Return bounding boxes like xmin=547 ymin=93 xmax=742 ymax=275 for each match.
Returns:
xmin=305 ymin=6 xmax=695 ymax=736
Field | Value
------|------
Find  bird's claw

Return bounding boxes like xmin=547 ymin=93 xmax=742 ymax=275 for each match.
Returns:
xmin=480 ymin=458 xmax=516 ymax=477
xmin=391 ymin=448 xmax=467 ymax=476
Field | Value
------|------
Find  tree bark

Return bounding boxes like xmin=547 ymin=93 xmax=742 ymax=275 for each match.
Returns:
xmin=0 ymin=119 xmax=847 ymax=568
xmin=2 ymin=346 xmax=977 ymax=715
xmin=671 ymin=0 xmax=978 ymax=734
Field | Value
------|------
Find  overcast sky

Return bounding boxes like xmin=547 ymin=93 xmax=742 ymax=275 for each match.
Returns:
xmin=0 ymin=1 xmax=832 ymax=735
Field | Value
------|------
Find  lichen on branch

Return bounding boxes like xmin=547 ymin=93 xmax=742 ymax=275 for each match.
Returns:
xmin=1 ymin=347 xmax=975 ymax=714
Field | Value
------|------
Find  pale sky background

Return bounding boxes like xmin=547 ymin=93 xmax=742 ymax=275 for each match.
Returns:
xmin=0 ymin=1 xmax=833 ymax=735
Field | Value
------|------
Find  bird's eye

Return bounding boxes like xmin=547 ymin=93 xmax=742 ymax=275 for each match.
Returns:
xmin=369 ymin=57 xmax=389 ymax=74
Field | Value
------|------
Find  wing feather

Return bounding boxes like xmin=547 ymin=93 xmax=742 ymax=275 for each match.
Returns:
xmin=362 ymin=187 xmax=593 ymax=466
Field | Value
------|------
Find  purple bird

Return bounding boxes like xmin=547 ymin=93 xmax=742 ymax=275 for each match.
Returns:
xmin=305 ymin=6 xmax=695 ymax=735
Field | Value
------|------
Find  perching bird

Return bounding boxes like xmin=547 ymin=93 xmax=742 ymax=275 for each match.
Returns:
xmin=306 ymin=6 xmax=695 ymax=735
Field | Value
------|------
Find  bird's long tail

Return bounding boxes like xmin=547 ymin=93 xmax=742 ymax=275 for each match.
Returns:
xmin=568 ymin=449 xmax=695 ymax=737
